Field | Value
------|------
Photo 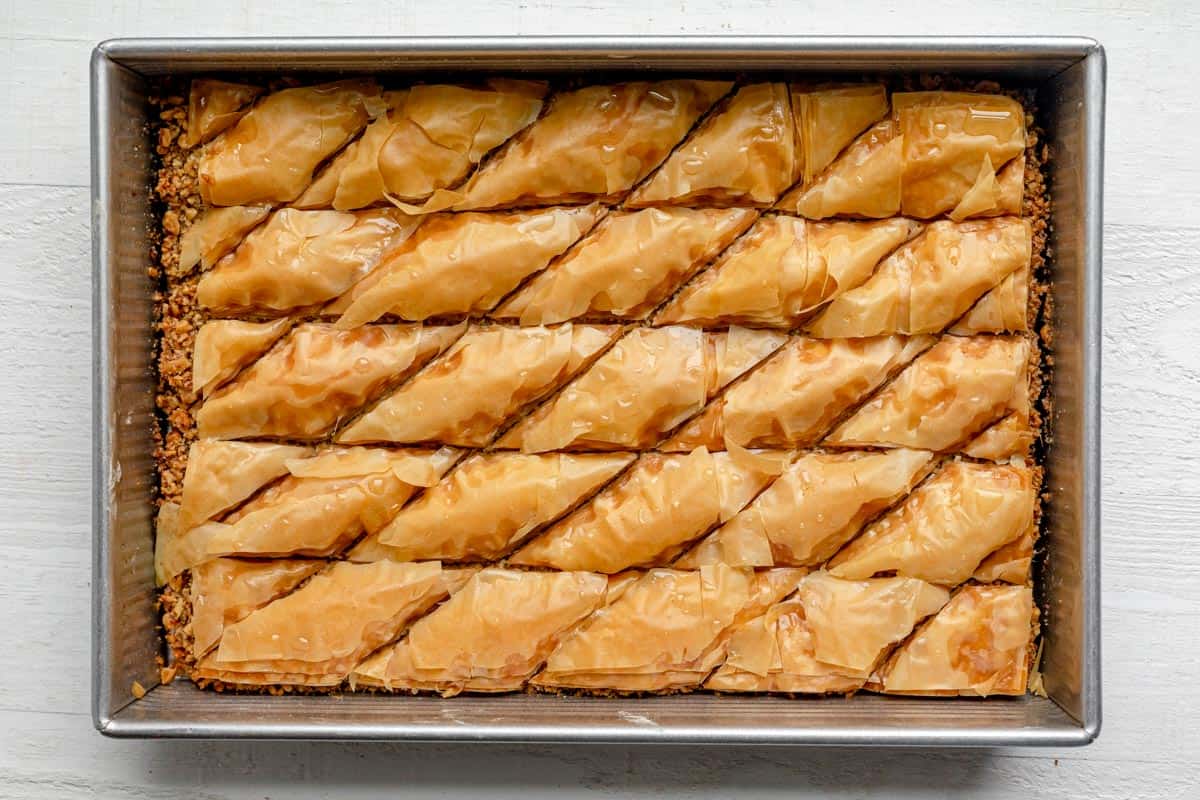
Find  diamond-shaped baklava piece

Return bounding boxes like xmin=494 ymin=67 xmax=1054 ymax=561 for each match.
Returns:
xmin=806 ymin=218 xmax=1031 ymax=337
xmin=654 ymin=216 xmax=921 ymax=327
xmin=154 ymin=502 xmax=218 ymax=586
xmin=180 ymin=79 xmax=262 ymax=149
xmin=779 ymin=117 xmax=902 ymax=220
xmin=872 ymin=584 xmax=1034 ymax=696
xmin=662 ymin=335 xmax=932 ymax=452
xmin=337 ymin=324 xmax=621 ymax=447
xmin=973 ymin=528 xmax=1035 ymax=585
xmin=496 ymin=326 xmax=788 ymax=452
xmin=196 ymin=323 xmax=464 ymax=440
xmin=178 ymin=440 xmax=312 ymax=532
xmin=825 ymin=335 xmax=1029 ymax=452
xmin=295 ymin=81 xmax=547 ymax=209
xmin=494 ymin=207 xmax=757 ymax=324
xmin=349 ymin=452 xmax=634 ymax=563
xmin=197 ymin=208 xmax=421 ymax=315
xmin=191 ymin=318 xmax=292 ymax=398
xmin=197 ymin=447 xmax=458 ymax=559
xmin=510 ymin=447 xmax=778 ymax=573
xmin=199 ymin=80 xmax=381 ymax=206
xmin=352 ymin=569 xmax=609 ymax=695
xmin=706 ymin=571 xmax=948 ymax=693
xmin=531 ymin=565 xmax=806 ymax=692
xmin=791 ymin=84 xmax=890 ymax=186
xmin=411 ymin=80 xmax=731 ymax=211
xmin=177 ymin=204 xmax=270 ymax=274
xmin=894 ymin=91 xmax=1027 ymax=220
xmin=628 ymin=83 xmax=797 ymax=207
xmin=949 ymin=262 xmax=1030 ymax=334
xmin=677 ymin=449 xmax=935 ymax=568
xmin=963 ymin=412 xmax=1035 ymax=461
xmin=189 ymin=558 xmax=322 ymax=657
xmin=776 ymin=91 xmax=1025 ymax=221
xmin=827 ymin=460 xmax=1036 ymax=585
xmin=193 ymin=561 xmax=472 ymax=686
xmin=330 ymin=206 xmax=602 ymax=326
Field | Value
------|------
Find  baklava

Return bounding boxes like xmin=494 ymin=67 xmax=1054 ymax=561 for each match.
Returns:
xmin=152 ymin=76 xmax=1048 ymax=698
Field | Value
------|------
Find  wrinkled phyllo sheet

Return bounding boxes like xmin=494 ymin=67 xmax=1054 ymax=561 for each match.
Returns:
xmin=495 ymin=326 xmax=789 ymax=452
xmin=706 ymin=571 xmax=949 ymax=693
xmin=352 ymin=569 xmax=610 ymax=695
xmin=532 ymin=565 xmax=807 ymax=692
xmin=870 ymin=584 xmax=1035 ymax=696
xmin=155 ymin=76 xmax=1045 ymax=698
xmin=510 ymin=447 xmax=779 ymax=573
xmin=776 ymin=91 xmax=1025 ymax=220
xmin=193 ymin=561 xmax=475 ymax=686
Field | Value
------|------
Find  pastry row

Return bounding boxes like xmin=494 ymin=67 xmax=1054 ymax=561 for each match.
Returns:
xmin=194 ymin=326 xmax=1033 ymax=456
xmin=184 ymin=79 xmax=1025 ymax=221
xmin=179 ymin=561 xmax=1033 ymax=696
xmin=157 ymin=444 xmax=1035 ymax=581
xmin=182 ymin=207 xmax=1030 ymax=328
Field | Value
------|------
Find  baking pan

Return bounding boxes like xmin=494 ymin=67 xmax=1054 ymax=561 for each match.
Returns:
xmin=91 ymin=36 xmax=1103 ymax=745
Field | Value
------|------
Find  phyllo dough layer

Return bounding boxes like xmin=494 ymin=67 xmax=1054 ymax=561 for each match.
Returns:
xmin=706 ymin=571 xmax=948 ymax=693
xmin=199 ymin=80 xmax=381 ymax=206
xmin=872 ymin=584 xmax=1035 ymax=696
xmin=510 ymin=446 xmax=778 ymax=573
xmin=421 ymin=80 xmax=731 ymax=211
xmin=357 ymin=452 xmax=634 ymax=562
xmin=193 ymin=561 xmax=470 ymax=686
xmin=677 ymin=449 xmax=936 ymax=568
xmin=337 ymin=324 xmax=621 ymax=447
xmin=662 ymin=335 xmax=934 ymax=452
xmin=497 ymin=326 xmax=788 ymax=452
xmin=352 ymin=569 xmax=609 ymax=694
xmin=776 ymin=91 xmax=1026 ymax=220
xmin=531 ymin=565 xmax=806 ymax=692
xmin=195 ymin=323 xmax=465 ymax=440
xmin=160 ymin=78 xmax=1045 ymax=699
xmin=294 ymin=81 xmax=547 ymax=209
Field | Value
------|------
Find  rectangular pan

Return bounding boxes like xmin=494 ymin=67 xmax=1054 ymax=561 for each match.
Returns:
xmin=92 ymin=36 xmax=1103 ymax=745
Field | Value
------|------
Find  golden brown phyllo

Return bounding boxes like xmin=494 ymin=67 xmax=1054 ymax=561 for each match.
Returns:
xmin=156 ymin=76 xmax=1045 ymax=699
xmin=776 ymin=91 xmax=1025 ymax=220
xmin=706 ymin=571 xmax=949 ymax=693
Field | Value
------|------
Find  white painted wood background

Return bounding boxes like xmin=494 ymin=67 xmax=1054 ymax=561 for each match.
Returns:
xmin=1 ymin=0 xmax=1196 ymax=796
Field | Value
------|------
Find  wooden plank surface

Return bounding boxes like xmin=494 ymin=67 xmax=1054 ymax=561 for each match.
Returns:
xmin=1 ymin=1 xmax=1197 ymax=797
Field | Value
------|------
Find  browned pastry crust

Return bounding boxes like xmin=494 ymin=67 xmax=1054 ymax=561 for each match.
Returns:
xmin=148 ymin=75 xmax=1051 ymax=697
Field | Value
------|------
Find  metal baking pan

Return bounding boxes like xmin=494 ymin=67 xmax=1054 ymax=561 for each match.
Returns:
xmin=91 ymin=36 xmax=1103 ymax=745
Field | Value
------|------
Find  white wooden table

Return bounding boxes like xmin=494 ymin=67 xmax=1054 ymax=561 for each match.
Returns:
xmin=2 ymin=2 xmax=1196 ymax=797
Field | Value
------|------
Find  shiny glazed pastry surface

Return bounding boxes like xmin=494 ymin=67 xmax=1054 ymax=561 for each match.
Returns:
xmin=337 ymin=324 xmax=621 ymax=447
xmin=706 ymin=571 xmax=948 ymax=693
xmin=352 ymin=569 xmax=609 ymax=694
xmin=164 ymin=79 xmax=1042 ymax=698
xmin=294 ymin=81 xmax=547 ymax=209
xmin=495 ymin=326 xmax=788 ymax=452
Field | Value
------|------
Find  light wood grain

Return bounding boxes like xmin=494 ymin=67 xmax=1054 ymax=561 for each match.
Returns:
xmin=1 ymin=1 xmax=1198 ymax=797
